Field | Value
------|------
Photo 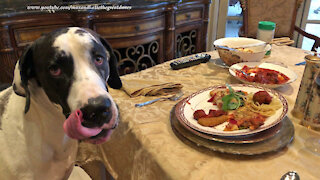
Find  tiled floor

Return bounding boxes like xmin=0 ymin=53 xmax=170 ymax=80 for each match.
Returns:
xmin=302 ymin=0 xmax=320 ymax=51
xmin=225 ymin=20 xmax=242 ymax=37
xmin=225 ymin=2 xmax=242 ymax=38
xmin=302 ymin=24 xmax=320 ymax=51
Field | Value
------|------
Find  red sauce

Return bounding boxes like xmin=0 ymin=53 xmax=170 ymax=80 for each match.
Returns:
xmin=207 ymin=94 xmax=216 ymax=102
xmin=236 ymin=65 xmax=290 ymax=84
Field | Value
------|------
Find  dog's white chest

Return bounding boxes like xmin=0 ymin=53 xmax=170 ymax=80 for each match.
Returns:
xmin=0 ymin=90 xmax=78 ymax=180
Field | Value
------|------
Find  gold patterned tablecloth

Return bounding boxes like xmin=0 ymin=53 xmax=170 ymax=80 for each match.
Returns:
xmin=82 ymin=45 xmax=320 ymax=180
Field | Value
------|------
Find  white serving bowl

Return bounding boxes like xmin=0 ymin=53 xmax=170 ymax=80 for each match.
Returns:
xmin=213 ymin=37 xmax=269 ymax=66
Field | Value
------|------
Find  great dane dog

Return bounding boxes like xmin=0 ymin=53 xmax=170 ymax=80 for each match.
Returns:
xmin=0 ymin=27 xmax=122 ymax=179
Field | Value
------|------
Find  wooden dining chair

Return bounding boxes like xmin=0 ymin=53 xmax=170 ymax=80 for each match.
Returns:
xmin=239 ymin=0 xmax=320 ymax=51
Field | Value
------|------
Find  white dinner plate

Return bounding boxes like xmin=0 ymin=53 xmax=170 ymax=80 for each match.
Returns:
xmin=175 ymin=84 xmax=288 ymax=137
xmin=229 ymin=62 xmax=297 ymax=89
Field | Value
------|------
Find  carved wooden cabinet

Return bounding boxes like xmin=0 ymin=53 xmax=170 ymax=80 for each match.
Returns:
xmin=175 ymin=2 xmax=209 ymax=58
xmin=0 ymin=0 xmax=210 ymax=83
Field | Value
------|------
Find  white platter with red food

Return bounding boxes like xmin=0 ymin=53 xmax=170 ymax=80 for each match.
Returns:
xmin=229 ymin=62 xmax=297 ymax=89
xmin=175 ymin=84 xmax=288 ymax=137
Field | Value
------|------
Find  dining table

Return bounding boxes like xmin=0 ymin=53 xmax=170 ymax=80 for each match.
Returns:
xmin=77 ymin=44 xmax=320 ymax=180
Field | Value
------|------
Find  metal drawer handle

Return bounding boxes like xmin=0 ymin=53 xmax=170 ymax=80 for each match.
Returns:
xmin=135 ymin=25 xmax=140 ymax=31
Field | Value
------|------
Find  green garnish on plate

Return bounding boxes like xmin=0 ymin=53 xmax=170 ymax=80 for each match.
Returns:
xmin=222 ymin=84 xmax=244 ymax=111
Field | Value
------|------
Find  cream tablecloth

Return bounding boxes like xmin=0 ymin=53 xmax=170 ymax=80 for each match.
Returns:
xmin=79 ymin=45 xmax=320 ymax=180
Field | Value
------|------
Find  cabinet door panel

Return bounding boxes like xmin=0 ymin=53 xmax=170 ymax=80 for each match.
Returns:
xmin=176 ymin=9 xmax=202 ymax=26
xmin=106 ymin=32 xmax=164 ymax=75
xmin=0 ymin=51 xmax=18 ymax=83
xmin=175 ymin=23 xmax=202 ymax=58
xmin=13 ymin=25 xmax=73 ymax=47
xmin=94 ymin=16 xmax=165 ymax=38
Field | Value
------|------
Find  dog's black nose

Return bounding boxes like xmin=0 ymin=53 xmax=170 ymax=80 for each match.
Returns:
xmin=80 ymin=96 xmax=112 ymax=128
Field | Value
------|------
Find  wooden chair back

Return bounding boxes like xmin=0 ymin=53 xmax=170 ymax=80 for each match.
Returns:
xmin=239 ymin=0 xmax=303 ymax=38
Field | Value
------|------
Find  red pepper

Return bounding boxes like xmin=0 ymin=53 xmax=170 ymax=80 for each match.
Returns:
xmin=229 ymin=119 xmax=237 ymax=124
xmin=193 ymin=110 xmax=207 ymax=120
xmin=208 ymin=93 xmax=216 ymax=102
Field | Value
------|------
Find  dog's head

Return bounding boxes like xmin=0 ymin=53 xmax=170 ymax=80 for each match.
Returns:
xmin=13 ymin=27 xmax=122 ymax=144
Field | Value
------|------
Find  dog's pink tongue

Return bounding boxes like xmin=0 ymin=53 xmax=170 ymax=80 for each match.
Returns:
xmin=63 ymin=110 xmax=102 ymax=140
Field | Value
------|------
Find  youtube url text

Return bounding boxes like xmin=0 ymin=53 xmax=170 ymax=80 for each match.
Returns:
xmin=26 ymin=5 xmax=132 ymax=12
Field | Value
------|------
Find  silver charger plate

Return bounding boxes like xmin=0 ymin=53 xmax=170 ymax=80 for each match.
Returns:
xmin=210 ymin=58 xmax=229 ymax=69
xmin=170 ymin=107 xmax=294 ymax=155
xmin=175 ymin=110 xmax=283 ymax=144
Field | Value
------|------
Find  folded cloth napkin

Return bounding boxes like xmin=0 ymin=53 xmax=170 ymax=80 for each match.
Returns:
xmin=121 ymin=79 xmax=183 ymax=97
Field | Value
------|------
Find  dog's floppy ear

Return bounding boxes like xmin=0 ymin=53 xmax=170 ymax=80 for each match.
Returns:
xmin=99 ymin=37 xmax=122 ymax=89
xmin=12 ymin=45 xmax=35 ymax=113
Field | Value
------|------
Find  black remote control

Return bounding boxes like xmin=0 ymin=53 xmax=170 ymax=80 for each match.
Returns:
xmin=170 ymin=53 xmax=211 ymax=70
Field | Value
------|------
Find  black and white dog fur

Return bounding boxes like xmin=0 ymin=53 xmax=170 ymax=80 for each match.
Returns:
xmin=0 ymin=27 xmax=122 ymax=179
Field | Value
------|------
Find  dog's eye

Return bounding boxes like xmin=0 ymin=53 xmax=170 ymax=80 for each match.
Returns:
xmin=95 ymin=56 xmax=104 ymax=66
xmin=49 ymin=65 xmax=61 ymax=76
